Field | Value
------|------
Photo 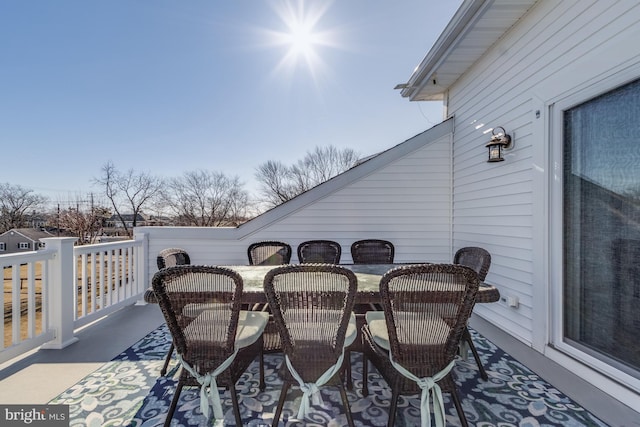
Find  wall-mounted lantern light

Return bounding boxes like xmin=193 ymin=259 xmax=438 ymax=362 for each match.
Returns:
xmin=485 ymin=126 xmax=513 ymax=162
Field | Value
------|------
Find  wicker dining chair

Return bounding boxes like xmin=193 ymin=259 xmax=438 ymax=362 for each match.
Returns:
xmin=350 ymin=239 xmax=395 ymax=264
xmin=454 ymin=246 xmax=492 ymax=380
xmin=297 ymin=240 xmax=342 ymax=264
xmin=247 ymin=241 xmax=292 ymax=266
xmin=157 ymin=247 xmax=192 ymax=270
xmin=152 ymin=265 xmax=267 ymax=427
xmin=263 ymin=264 xmax=358 ymax=427
xmin=143 ymin=248 xmax=192 ymax=376
xmin=247 ymin=241 xmax=292 ymax=354
xmin=362 ymin=264 xmax=479 ymax=427
xmin=348 ymin=239 xmax=395 ymax=383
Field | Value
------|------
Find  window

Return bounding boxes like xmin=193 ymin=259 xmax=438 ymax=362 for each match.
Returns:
xmin=0 ymin=242 xmax=5 ymax=251
xmin=19 ymin=242 xmax=30 ymax=249
xmin=562 ymin=78 xmax=640 ymax=378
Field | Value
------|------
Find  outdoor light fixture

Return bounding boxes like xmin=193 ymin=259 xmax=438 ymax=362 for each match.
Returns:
xmin=486 ymin=126 xmax=512 ymax=162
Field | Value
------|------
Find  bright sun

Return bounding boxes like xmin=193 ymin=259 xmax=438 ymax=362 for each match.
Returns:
xmin=286 ymin=20 xmax=318 ymax=57
xmin=265 ymin=1 xmax=338 ymax=76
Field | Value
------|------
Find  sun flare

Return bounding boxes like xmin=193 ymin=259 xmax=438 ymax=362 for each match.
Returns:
xmin=286 ymin=20 xmax=318 ymax=57
xmin=264 ymin=0 xmax=339 ymax=77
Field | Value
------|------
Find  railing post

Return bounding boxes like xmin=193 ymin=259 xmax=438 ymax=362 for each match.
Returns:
xmin=134 ymin=232 xmax=149 ymax=305
xmin=41 ymin=237 xmax=79 ymax=349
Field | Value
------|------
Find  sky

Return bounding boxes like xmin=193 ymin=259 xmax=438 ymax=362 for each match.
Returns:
xmin=0 ymin=0 xmax=461 ymax=208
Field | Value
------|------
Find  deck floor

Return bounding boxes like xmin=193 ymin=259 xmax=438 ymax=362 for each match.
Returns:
xmin=0 ymin=303 xmax=165 ymax=404
xmin=0 ymin=305 xmax=640 ymax=427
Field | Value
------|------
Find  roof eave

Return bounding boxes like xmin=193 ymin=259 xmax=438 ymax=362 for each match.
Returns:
xmin=401 ymin=0 xmax=486 ymax=101
xmin=400 ymin=0 xmax=539 ymax=101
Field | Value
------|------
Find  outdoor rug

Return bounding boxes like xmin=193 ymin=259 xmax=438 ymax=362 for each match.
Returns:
xmin=49 ymin=325 xmax=609 ymax=426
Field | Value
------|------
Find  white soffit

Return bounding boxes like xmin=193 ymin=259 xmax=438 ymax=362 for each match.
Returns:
xmin=400 ymin=0 xmax=539 ymax=101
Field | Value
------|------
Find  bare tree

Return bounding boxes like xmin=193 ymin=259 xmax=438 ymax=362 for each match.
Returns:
xmin=255 ymin=145 xmax=360 ymax=208
xmin=57 ymin=202 xmax=111 ymax=244
xmin=161 ymin=170 xmax=248 ymax=226
xmin=93 ymin=161 xmax=163 ymax=237
xmin=0 ymin=183 xmax=48 ymax=233
xmin=254 ymin=160 xmax=298 ymax=207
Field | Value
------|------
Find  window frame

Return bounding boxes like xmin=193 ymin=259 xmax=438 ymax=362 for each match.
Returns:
xmin=549 ymin=70 xmax=640 ymax=392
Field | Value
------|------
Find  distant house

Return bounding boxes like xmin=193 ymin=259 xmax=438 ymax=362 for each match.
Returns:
xmin=106 ymin=214 xmax=146 ymax=229
xmin=0 ymin=228 xmax=54 ymax=254
xmin=26 ymin=215 xmax=48 ymax=229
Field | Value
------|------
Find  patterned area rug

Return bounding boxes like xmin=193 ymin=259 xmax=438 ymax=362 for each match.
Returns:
xmin=49 ymin=325 xmax=609 ymax=426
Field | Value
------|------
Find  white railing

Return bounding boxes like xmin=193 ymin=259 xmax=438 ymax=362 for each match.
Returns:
xmin=71 ymin=236 xmax=147 ymax=329
xmin=1 ymin=248 xmax=56 ymax=364
xmin=1 ymin=234 xmax=148 ymax=364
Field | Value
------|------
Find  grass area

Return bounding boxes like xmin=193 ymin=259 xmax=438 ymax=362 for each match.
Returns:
xmin=3 ymin=256 xmax=133 ymax=348
xmin=3 ymin=263 xmax=45 ymax=348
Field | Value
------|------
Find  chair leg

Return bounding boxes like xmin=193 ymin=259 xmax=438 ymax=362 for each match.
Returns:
xmin=272 ymin=381 xmax=290 ymax=427
xmin=228 ymin=382 xmax=243 ymax=426
xmin=387 ymin=389 xmax=399 ymax=427
xmin=164 ymin=382 xmax=184 ymax=427
xmin=464 ymin=327 xmax=488 ymax=380
xmin=362 ymin=353 xmax=369 ymax=397
xmin=450 ymin=389 xmax=469 ymax=427
xmin=259 ymin=349 xmax=266 ymax=391
xmin=338 ymin=382 xmax=355 ymax=427
xmin=160 ymin=342 xmax=174 ymax=376
xmin=345 ymin=350 xmax=353 ymax=390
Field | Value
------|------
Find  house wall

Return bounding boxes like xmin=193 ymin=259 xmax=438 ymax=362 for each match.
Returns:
xmin=136 ymin=129 xmax=454 ymax=275
xmin=0 ymin=231 xmax=36 ymax=254
xmin=254 ymin=136 xmax=454 ymax=263
xmin=445 ymin=0 xmax=640 ymax=410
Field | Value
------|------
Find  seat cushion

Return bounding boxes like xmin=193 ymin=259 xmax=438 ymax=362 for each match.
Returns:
xmin=182 ymin=309 xmax=268 ymax=350
xmin=276 ymin=312 xmax=357 ymax=349
xmin=365 ymin=311 xmax=389 ymax=349
xmin=365 ymin=311 xmax=451 ymax=350
xmin=236 ymin=311 xmax=269 ymax=349
xmin=344 ymin=313 xmax=357 ymax=348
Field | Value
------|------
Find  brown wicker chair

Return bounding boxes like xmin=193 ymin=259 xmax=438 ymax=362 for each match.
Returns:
xmin=362 ymin=264 xmax=479 ymax=427
xmin=152 ymin=265 xmax=267 ymax=427
xmin=347 ymin=239 xmax=395 ymax=385
xmin=247 ymin=241 xmax=292 ymax=354
xmin=350 ymin=239 xmax=395 ymax=264
xmin=157 ymin=247 xmax=191 ymax=269
xmin=297 ymin=240 xmax=342 ymax=264
xmin=247 ymin=241 xmax=292 ymax=265
xmin=454 ymin=246 xmax=492 ymax=380
xmin=143 ymin=248 xmax=191 ymax=376
xmin=263 ymin=264 xmax=357 ymax=427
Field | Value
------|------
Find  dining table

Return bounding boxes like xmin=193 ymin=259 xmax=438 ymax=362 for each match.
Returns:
xmin=222 ymin=263 xmax=500 ymax=306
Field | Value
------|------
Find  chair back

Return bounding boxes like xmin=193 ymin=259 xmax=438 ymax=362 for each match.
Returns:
xmin=157 ymin=248 xmax=191 ymax=270
xmin=263 ymin=264 xmax=357 ymax=380
xmin=247 ymin=241 xmax=292 ymax=265
xmin=297 ymin=240 xmax=342 ymax=264
xmin=350 ymin=239 xmax=395 ymax=264
xmin=379 ymin=264 xmax=479 ymax=375
xmin=152 ymin=265 xmax=243 ymax=376
xmin=453 ymin=246 xmax=491 ymax=281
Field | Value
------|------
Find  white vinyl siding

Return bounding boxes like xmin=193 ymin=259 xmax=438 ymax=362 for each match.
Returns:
xmin=139 ymin=130 xmax=453 ymax=272
xmin=263 ymin=140 xmax=453 ymax=263
xmin=446 ymin=0 xmax=640 ymax=359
